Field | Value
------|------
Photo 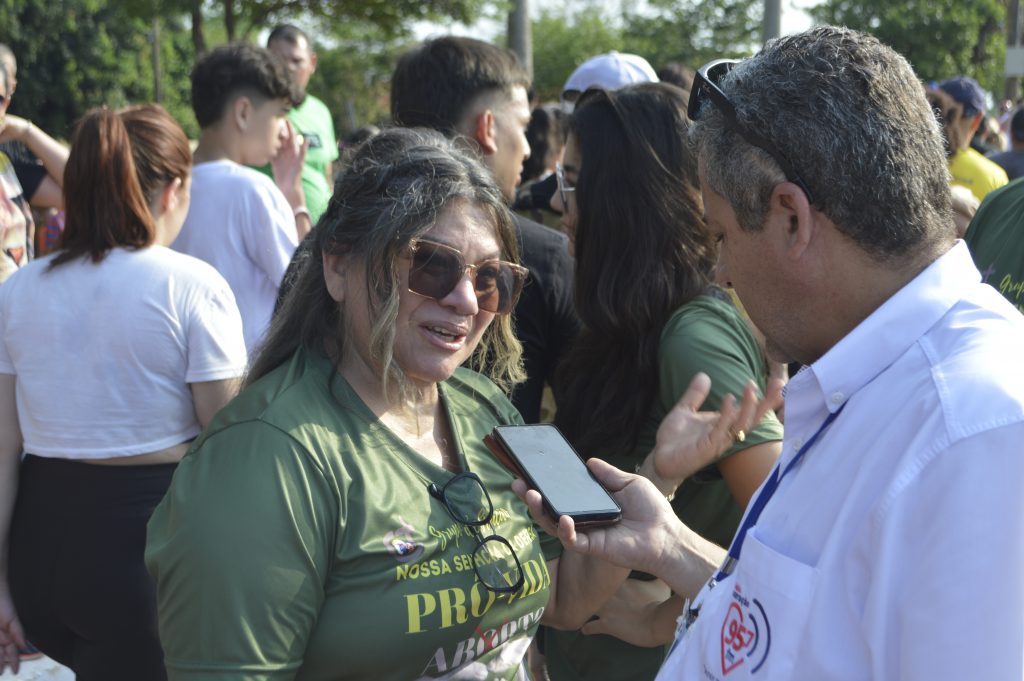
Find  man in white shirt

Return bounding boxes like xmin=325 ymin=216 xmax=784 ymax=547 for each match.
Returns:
xmin=173 ymin=43 xmax=307 ymax=354
xmin=518 ymin=26 xmax=1024 ymax=680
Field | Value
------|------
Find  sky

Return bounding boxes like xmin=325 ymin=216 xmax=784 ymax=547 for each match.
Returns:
xmin=414 ymin=0 xmax=823 ymax=43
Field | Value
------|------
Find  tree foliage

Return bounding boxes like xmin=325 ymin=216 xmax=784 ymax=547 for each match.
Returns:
xmin=529 ymin=1 xmax=760 ymax=103
xmin=811 ymin=0 xmax=1008 ymax=97
xmin=622 ymin=0 xmax=760 ymax=69
xmin=307 ymin=20 xmax=413 ymax=138
xmin=0 ymin=0 xmax=197 ymax=139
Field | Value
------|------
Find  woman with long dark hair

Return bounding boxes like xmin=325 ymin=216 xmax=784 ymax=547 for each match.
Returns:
xmin=0 ymin=105 xmax=246 ymax=678
xmin=545 ymin=83 xmax=784 ymax=681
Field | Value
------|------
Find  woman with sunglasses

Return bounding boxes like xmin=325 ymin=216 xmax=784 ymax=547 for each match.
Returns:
xmin=544 ymin=83 xmax=784 ymax=681
xmin=0 ymin=104 xmax=246 ymax=678
xmin=146 ymin=127 xmax=698 ymax=681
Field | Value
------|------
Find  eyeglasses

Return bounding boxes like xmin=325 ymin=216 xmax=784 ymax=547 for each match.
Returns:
xmin=428 ymin=472 xmax=525 ymax=594
xmin=555 ymin=162 xmax=575 ymax=211
xmin=689 ymin=59 xmax=816 ymax=205
xmin=405 ymin=238 xmax=528 ymax=315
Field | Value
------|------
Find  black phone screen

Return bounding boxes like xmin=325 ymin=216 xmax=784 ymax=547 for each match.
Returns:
xmin=494 ymin=424 xmax=620 ymax=520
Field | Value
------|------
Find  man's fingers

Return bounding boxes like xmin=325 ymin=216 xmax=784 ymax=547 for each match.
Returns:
xmin=585 ymin=458 xmax=637 ymax=493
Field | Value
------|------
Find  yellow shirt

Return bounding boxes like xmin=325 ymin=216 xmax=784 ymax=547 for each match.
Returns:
xmin=950 ymin=147 xmax=1008 ymax=202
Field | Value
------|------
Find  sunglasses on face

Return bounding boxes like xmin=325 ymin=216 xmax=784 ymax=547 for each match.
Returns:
xmin=405 ymin=238 xmax=528 ymax=315
xmin=689 ymin=59 xmax=816 ymax=205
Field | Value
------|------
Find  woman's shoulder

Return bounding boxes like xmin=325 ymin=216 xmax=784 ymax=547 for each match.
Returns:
xmin=123 ymin=247 xmax=235 ymax=302
xmin=662 ymin=289 xmax=752 ymax=345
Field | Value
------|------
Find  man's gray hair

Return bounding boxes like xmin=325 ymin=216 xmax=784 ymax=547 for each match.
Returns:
xmin=692 ymin=26 xmax=953 ymax=262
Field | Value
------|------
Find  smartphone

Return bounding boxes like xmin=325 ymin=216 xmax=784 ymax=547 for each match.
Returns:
xmin=491 ymin=424 xmax=621 ymax=526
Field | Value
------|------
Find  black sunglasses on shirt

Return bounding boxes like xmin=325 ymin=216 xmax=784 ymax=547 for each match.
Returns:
xmin=688 ymin=59 xmax=817 ymax=206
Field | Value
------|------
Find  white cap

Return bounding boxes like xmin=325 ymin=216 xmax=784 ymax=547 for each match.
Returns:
xmin=561 ymin=51 xmax=659 ymax=100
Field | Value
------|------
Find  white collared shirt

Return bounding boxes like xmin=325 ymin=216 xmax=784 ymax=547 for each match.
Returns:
xmin=658 ymin=241 xmax=1024 ymax=680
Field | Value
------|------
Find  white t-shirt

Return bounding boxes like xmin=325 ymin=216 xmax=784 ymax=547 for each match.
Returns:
xmin=171 ymin=160 xmax=298 ymax=354
xmin=0 ymin=247 xmax=247 ymax=459
xmin=657 ymin=242 xmax=1024 ymax=680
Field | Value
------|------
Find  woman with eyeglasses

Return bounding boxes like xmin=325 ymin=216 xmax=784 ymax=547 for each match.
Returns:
xmin=544 ymin=83 xmax=784 ymax=681
xmin=0 ymin=104 xmax=246 ymax=678
xmin=147 ymin=127 xmax=739 ymax=681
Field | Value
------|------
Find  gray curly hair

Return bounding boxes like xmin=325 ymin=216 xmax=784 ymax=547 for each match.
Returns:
xmin=692 ymin=26 xmax=954 ymax=262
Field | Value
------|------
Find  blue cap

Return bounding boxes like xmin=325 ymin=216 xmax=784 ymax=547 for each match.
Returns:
xmin=938 ymin=76 xmax=986 ymax=116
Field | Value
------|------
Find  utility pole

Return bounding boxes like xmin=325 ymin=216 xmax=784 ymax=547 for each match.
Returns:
xmin=508 ymin=0 xmax=533 ymax=80
xmin=1007 ymin=0 xmax=1022 ymax=102
xmin=151 ymin=16 xmax=163 ymax=103
xmin=763 ymin=0 xmax=782 ymax=44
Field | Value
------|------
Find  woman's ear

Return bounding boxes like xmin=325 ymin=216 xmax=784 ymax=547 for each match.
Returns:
xmin=156 ymin=177 xmax=183 ymax=217
xmin=323 ymin=251 xmax=347 ymax=303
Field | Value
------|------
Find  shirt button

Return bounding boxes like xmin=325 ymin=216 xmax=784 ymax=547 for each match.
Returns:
xmin=830 ymin=391 xmax=844 ymax=405
xmin=791 ymin=437 xmax=804 ymax=450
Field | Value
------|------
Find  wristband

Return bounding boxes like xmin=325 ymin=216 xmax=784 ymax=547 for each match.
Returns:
xmin=293 ymin=206 xmax=311 ymax=221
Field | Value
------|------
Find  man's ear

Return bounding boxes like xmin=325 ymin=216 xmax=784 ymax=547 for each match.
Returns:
xmin=323 ymin=251 xmax=347 ymax=303
xmin=472 ymin=109 xmax=498 ymax=156
xmin=232 ymin=95 xmax=253 ymax=132
xmin=769 ymin=181 xmax=815 ymax=259
xmin=310 ymin=52 xmax=318 ymax=73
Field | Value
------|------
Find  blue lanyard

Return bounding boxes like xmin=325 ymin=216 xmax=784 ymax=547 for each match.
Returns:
xmin=712 ymin=402 xmax=846 ymax=583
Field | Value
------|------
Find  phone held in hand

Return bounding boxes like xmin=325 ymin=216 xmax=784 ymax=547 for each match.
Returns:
xmin=485 ymin=424 xmax=622 ymax=526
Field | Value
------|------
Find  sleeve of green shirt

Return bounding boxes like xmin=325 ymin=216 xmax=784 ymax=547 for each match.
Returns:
xmin=658 ymin=298 xmax=783 ymax=461
xmin=146 ymin=422 xmax=339 ymax=680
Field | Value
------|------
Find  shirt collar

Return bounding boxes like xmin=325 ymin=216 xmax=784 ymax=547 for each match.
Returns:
xmin=806 ymin=240 xmax=977 ymax=412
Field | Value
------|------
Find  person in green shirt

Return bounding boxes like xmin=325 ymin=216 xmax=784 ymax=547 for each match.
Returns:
xmin=262 ymin=24 xmax=338 ymax=224
xmin=545 ymin=83 xmax=784 ymax=681
xmin=146 ymin=127 xmax=773 ymax=681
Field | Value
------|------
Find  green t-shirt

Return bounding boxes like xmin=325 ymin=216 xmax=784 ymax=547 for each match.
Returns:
xmin=545 ymin=292 xmax=784 ymax=681
xmin=145 ymin=349 xmax=560 ymax=681
xmin=255 ymin=94 xmax=338 ymax=223
xmin=965 ymin=178 xmax=1024 ymax=314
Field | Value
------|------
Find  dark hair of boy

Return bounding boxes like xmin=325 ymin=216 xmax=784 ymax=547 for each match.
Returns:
xmin=191 ymin=42 xmax=300 ymax=129
xmin=391 ymin=36 xmax=530 ymax=135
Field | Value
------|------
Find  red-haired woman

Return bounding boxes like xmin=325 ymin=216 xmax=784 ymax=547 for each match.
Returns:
xmin=0 ymin=105 xmax=247 ymax=679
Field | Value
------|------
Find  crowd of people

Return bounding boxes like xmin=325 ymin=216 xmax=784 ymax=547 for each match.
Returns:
xmin=0 ymin=19 xmax=1023 ymax=681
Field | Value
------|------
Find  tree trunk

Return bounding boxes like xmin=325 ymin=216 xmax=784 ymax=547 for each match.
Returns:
xmin=191 ymin=0 xmax=206 ymax=55
xmin=225 ymin=0 xmax=236 ymax=41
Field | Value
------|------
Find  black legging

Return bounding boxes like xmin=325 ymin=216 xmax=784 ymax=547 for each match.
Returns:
xmin=9 ymin=455 xmax=175 ymax=681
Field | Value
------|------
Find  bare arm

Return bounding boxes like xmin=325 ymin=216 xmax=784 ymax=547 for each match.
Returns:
xmin=717 ymin=440 xmax=782 ymax=508
xmin=0 ymin=375 xmax=26 ymax=674
xmin=189 ymin=378 xmax=240 ymax=429
xmin=0 ymin=115 xmax=68 ymax=209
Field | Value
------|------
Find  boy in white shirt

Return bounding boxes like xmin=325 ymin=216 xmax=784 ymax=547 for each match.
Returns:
xmin=172 ymin=42 xmax=310 ymax=354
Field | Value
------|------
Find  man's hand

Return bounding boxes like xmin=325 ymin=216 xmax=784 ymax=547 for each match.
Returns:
xmin=513 ymin=459 xmax=682 ymax=576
